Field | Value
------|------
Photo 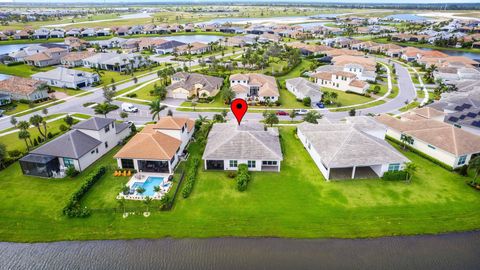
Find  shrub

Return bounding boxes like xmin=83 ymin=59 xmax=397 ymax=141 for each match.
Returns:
xmin=126 ymin=93 xmax=137 ymax=98
xmin=302 ymin=97 xmax=311 ymax=107
xmin=182 ymin=157 xmax=199 ymax=198
xmin=62 ymin=166 xmax=106 ymax=218
xmin=455 ymin=165 xmax=468 ymax=176
xmin=236 ymin=164 xmax=251 ymax=192
xmin=227 ymin=171 xmax=237 ymax=178
xmin=59 ymin=124 xmax=69 ymax=132
xmin=65 ymin=166 xmax=79 ymax=178
xmin=382 ymin=170 xmax=408 ymax=181
xmin=7 ymin=150 xmax=23 ymax=158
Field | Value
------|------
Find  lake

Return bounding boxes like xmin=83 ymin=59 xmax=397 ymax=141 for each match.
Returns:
xmin=197 ymin=13 xmax=347 ymax=25
xmin=384 ymin=14 xmax=428 ymax=22
xmin=0 ymin=232 xmax=479 ymax=269
xmin=162 ymin=35 xmax=224 ymax=44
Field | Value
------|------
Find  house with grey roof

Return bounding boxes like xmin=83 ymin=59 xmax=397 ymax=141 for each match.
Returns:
xmin=83 ymin=52 xmax=146 ymax=72
xmin=19 ymin=117 xmax=131 ymax=178
xmin=32 ymin=67 xmax=99 ymax=89
xmin=297 ymin=118 xmax=409 ymax=180
xmin=202 ymin=122 xmax=283 ymax=172
xmin=286 ymin=77 xmax=323 ymax=105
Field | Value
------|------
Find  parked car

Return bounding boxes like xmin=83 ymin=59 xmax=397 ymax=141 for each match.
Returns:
xmin=316 ymin=102 xmax=325 ymax=109
xmin=276 ymin=110 xmax=288 ymax=116
xmin=295 ymin=109 xmax=308 ymax=115
xmin=121 ymin=103 xmax=138 ymax=113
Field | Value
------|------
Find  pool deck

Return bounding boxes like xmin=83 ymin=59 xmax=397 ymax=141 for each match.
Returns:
xmin=117 ymin=172 xmax=173 ymax=200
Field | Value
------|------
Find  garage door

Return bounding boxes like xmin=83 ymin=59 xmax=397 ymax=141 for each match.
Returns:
xmin=173 ymin=92 xmax=188 ymax=99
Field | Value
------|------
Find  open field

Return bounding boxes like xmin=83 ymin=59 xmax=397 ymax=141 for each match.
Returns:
xmin=0 ymin=126 xmax=479 ymax=242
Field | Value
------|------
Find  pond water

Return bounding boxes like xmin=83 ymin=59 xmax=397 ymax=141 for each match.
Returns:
xmin=384 ymin=14 xmax=428 ymax=22
xmin=0 ymin=232 xmax=479 ymax=269
xmin=198 ymin=13 xmax=346 ymax=25
xmin=162 ymin=35 xmax=224 ymax=44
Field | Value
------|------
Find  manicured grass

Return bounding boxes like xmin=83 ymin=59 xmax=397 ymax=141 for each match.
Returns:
xmin=0 ymin=127 xmax=479 ymax=242
xmin=371 ymin=37 xmax=480 ymax=54
xmin=0 ymin=99 xmax=60 ymax=116
xmin=329 ymin=99 xmax=386 ymax=112
xmin=399 ymin=101 xmax=420 ymax=112
xmin=0 ymin=64 xmax=53 ymax=77
xmin=322 ymin=88 xmax=374 ymax=108
xmin=0 ymin=117 xmax=74 ymax=153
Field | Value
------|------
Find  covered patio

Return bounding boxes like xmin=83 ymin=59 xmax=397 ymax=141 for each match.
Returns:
xmin=329 ymin=166 xmax=380 ymax=180
xmin=19 ymin=154 xmax=60 ymax=178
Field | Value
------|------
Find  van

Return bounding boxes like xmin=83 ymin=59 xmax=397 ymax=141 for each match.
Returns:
xmin=121 ymin=103 xmax=138 ymax=113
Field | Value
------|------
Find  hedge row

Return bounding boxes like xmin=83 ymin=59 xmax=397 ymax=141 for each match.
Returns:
xmin=385 ymin=135 xmax=453 ymax=171
xmin=382 ymin=170 xmax=408 ymax=181
xmin=181 ymin=157 xmax=199 ymax=198
xmin=236 ymin=164 xmax=251 ymax=192
xmin=62 ymin=166 xmax=106 ymax=218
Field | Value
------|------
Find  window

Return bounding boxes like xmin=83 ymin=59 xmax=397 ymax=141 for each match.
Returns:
xmin=104 ymin=141 xmax=109 ymax=148
xmin=105 ymin=125 xmax=110 ymax=133
xmin=229 ymin=160 xmax=238 ymax=168
xmin=121 ymin=159 xmax=134 ymax=169
xmin=388 ymin=163 xmax=400 ymax=172
xmin=96 ymin=148 xmax=98 ymax=154
xmin=428 ymin=144 xmax=436 ymax=150
xmin=458 ymin=155 xmax=467 ymax=166
xmin=262 ymin=161 xmax=277 ymax=166
xmin=247 ymin=160 xmax=256 ymax=168
xmin=63 ymin=158 xmax=75 ymax=168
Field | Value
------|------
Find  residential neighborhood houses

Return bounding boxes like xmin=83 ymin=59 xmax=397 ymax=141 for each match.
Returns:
xmin=230 ymin=73 xmax=279 ymax=103
xmin=31 ymin=67 xmax=100 ymax=89
xmin=167 ymin=72 xmax=223 ymax=99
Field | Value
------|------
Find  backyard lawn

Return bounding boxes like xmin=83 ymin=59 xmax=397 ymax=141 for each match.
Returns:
xmin=0 ymin=126 xmax=479 ymax=242
xmin=0 ymin=64 xmax=53 ymax=77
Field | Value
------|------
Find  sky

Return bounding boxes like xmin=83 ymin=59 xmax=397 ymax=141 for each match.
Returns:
xmin=0 ymin=0 xmax=479 ymax=3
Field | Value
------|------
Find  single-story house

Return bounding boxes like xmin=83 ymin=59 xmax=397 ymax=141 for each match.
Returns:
xmin=202 ymin=122 xmax=283 ymax=172
xmin=0 ymin=76 xmax=49 ymax=101
xmin=32 ymin=67 xmax=99 ymax=89
xmin=24 ymin=47 xmax=69 ymax=67
xmin=297 ymin=118 xmax=409 ymax=180
xmin=176 ymin=42 xmax=210 ymax=55
xmin=285 ymin=77 xmax=323 ymax=105
xmin=375 ymin=114 xmax=480 ymax=169
xmin=166 ymin=72 xmax=223 ymax=99
xmin=154 ymin=40 xmax=186 ymax=54
xmin=60 ymin=51 xmax=96 ymax=67
xmin=83 ymin=52 xmax=146 ymax=72
xmin=115 ymin=117 xmax=195 ymax=174
xmin=20 ymin=117 xmax=130 ymax=178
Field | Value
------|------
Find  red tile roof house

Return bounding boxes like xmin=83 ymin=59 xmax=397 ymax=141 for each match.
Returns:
xmin=24 ymin=47 xmax=69 ymax=67
xmin=0 ymin=76 xmax=49 ymax=102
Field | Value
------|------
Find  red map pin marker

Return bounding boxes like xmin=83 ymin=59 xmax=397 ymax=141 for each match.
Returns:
xmin=231 ymin=98 xmax=248 ymax=125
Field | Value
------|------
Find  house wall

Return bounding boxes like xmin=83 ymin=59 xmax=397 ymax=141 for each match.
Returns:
xmin=386 ymin=128 xmax=465 ymax=168
xmin=297 ymin=128 xmax=330 ymax=180
xmin=286 ymin=81 xmax=306 ymax=99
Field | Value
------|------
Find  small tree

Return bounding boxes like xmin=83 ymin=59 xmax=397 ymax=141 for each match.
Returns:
xmin=149 ymin=99 xmax=167 ymax=120
xmin=94 ymin=103 xmax=112 ymax=118
xmin=302 ymin=97 xmax=311 ymax=107
xmin=348 ymin=108 xmax=356 ymax=117
xmin=10 ymin=116 xmax=17 ymax=127
xmin=120 ymin=111 xmax=129 ymax=119
xmin=18 ymin=130 xmax=31 ymax=150
xmin=303 ymin=111 xmax=322 ymax=124
xmin=468 ymin=156 xmax=480 ymax=184
xmin=191 ymin=101 xmax=197 ymax=112
xmin=289 ymin=110 xmax=296 ymax=122
xmin=263 ymin=111 xmax=279 ymax=127
xmin=404 ymin=162 xmax=417 ymax=183
xmin=64 ymin=115 xmax=74 ymax=127
xmin=29 ymin=115 xmax=47 ymax=140
xmin=136 ymin=187 xmax=146 ymax=194
xmin=143 ymin=196 xmax=152 ymax=212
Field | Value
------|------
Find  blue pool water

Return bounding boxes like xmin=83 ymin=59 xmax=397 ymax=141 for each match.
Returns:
xmin=132 ymin=177 xmax=164 ymax=196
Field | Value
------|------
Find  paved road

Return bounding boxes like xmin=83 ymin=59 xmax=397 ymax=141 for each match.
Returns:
xmin=0 ymin=55 xmax=417 ymax=130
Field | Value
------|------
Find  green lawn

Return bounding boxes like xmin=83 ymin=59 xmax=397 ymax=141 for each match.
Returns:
xmin=399 ymin=101 xmax=420 ymax=112
xmin=0 ymin=99 xmax=61 ymax=116
xmin=0 ymin=64 xmax=53 ymax=77
xmin=323 ymin=88 xmax=374 ymax=108
xmin=0 ymin=127 xmax=479 ymax=242
xmin=0 ymin=117 xmax=74 ymax=153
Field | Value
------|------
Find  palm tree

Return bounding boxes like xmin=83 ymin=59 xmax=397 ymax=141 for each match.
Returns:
xmin=400 ymin=134 xmax=413 ymax=150
xmin=468 ymin=156 xmax=480 ymax=184
xmin=404 ymin=162 xmax=417 ymax=182
xmin=149 ymin=99 xmax=167 ymax=120
xmin=143 ymin=196 xmax=152 ymax=212
xmin=263 ymin=111 xmax=279 ymax=127
xmin=303 ymin=111 xmax=322 ymax=124
xmin=197 ymin=115 xmax=208 ymax=123
xmin=153 ymin=185 xmax=161 ymax=193
xmin=18 ymin=130 xmax=31 ymax=150
xmin=191 ymin=101 xmax=197 ymax=112
xmin=10 ymin=116 xmax=17 ymax=127
xmin=29 ymin=115 xmax=46 ymax=140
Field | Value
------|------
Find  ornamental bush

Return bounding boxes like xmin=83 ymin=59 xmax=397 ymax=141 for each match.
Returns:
xmin=236 ymin=164 xmax=251 ymax=192
xmin=382 ymin=170 xmax=408 ymax=181
xmin=182 ymin=157 xmax=199 ymax=198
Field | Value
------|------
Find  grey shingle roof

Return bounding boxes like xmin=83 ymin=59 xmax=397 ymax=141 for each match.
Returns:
xmin=31 ymin=130 xmax=101 ymax=159
xmin=298 ymin=122 xmax=408 ymax=168
xmin=73 ymin=117 xmax=114 ymax=131
xmin=286 ymin=77 xmax=323 ymax=100
xmin=115 ymin=122 xmax=130 ymax=134
xmin=202 ymin=122 xmax=283 ymax=161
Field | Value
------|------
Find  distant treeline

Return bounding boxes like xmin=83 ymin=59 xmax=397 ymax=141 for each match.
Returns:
xmin=0 ymin=2 xmax=478 ymax=11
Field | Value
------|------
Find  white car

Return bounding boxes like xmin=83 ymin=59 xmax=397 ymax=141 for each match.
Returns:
xmin=295 ymin=109 xmax=309 ymax=115
xmin=121 ymin=103 xmax=138 ymax=113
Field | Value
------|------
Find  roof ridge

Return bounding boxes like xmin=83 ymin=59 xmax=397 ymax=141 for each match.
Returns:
xmin=70 ymin=130 xmax=79 ymax=158
xmin=326 ymin=128 xmax=355 ymax=166
xmin=149 ymin=132 xmax=171 ymax=158
xmin=451 ymin=126 xmax=459 ymax=156
xmin=247 ymin=130 xmax=282 ymax=159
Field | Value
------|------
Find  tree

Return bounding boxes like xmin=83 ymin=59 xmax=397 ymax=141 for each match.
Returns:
xmin=18 ymin=130 xmax=31 ymax=150
xmin=143 ymin=196 xmax=152 ymax=212
xmin=303 ymin=111 xmax=322 ymax=124
xmin=29 ymin=115 xmax=47 ymax=140
xmin=102 ymin=86 xmax=115 ymax=104
xmin=133 ymin=77 xmax=138 ymax=84
xmin=289 ymin=110 xmax=296 ymax=122
xmin=404 ymin=162 xmax=417 ymax=182
xmin=64 ymin=115 xmax=74 ymax=127
xmin=263 ymin=111 xmax=279 ymax=127
xmin=302 ymin=97 xmax=311 ymax=107
xmin=149 ymin=99 xmax=167 ymax=120
xmin=468 ymin=156 xmax=480 ymax=184
xmin=94 ymin=103 xmax=113 ymax=118
xmin=10 ymin=116 xmax=17 ymax=127
xmin=221 ymin=87 xmax=235 ymax=104
xmin=0 ymin=143 xmax=6 ymax=169
xmin=120 ymin=111 xmax=128 ymax=119
xmin=136 ymin=187 xmax=146 ymax=194
xmin=191 ymin=101 xmax=197 ymax=111
xmin=348 ymin=108 xmax=356 ymax=116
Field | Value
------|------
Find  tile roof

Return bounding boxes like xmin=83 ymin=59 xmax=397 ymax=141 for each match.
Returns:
xmin=0 ymin=76 xmax=45 ymax=95
xmin=202 ymin=122 xmax=283 ymax=161
xmin=152 ymin=116 xmax=194 ymax=131
xmin=167 ymin=72 xmax=223 ymax=94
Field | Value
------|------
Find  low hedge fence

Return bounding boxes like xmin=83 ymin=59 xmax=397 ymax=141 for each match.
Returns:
xmin=236 ymin=164 xmax=251 ymax=191
xmin=62 ymin=166 xmax=106 ymax=218
xmin=181 ymin=157 xmax=199 ymax=198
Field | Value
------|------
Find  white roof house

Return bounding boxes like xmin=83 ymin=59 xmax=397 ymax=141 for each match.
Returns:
xmin=297 ymin=118 xmax=409 ymax=180
xmin=202 ymin=122 xmax=283 ymax=172
xmin=32 ymin=67 xmax=99 ymax=89
xmin=285 ymin=77 xmax=323 ymax=105
xmin=83 ymin=52 xmax=145 ymax=71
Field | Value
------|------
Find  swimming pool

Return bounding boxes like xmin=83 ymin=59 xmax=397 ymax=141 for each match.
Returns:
xmin=132 ymin=176 xmax=164 ymax=197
